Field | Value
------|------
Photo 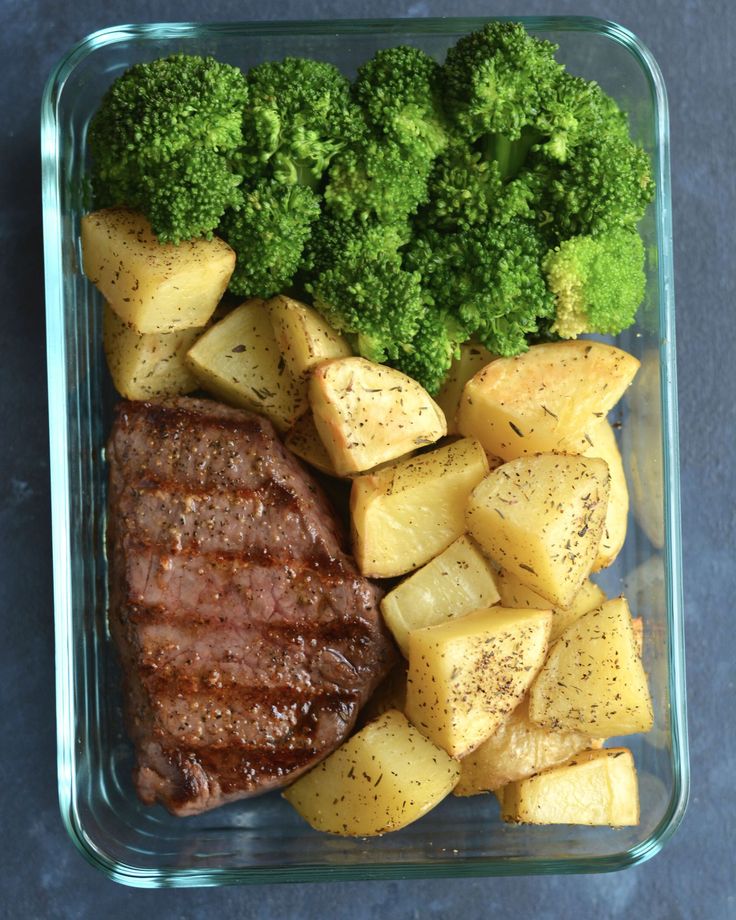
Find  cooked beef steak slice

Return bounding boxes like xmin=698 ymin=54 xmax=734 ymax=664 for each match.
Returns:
xmin=107 ymin=397 xmax=394 ymax=816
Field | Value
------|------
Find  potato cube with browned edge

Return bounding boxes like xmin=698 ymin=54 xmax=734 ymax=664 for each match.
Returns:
xmin=381 ymin=535 xmax=500 ymax=656
xmin=351 ymin=437 xmax=489 ymax=578
xmin=529 ymin=596 xmax=654 ymax=736
xmin=467 ymin=454 xmax=610 ymax=608
xmin=435 ymin=343 xmax=496 ymax=435
xmin=454 ymin=696 xmax=595 ymax=795
xmin=310 ymin=357 xmax=446 ymax=476
xmin=102 ymin=303 xmax=201 ymax=400
xmin=500 ymin=748 xmax=640 ymax=826
xmin=456 ymin=341 xmax=639 ymax=461
xmin=283 ymin=710 xmax=459 ymax=837
xmin=405 ymin=607 xmax=551 ymax=759
xmin=186 ymin=299 xmax=308 ymax=431
xmin=496 ymin=569 xmax=606 ymax=643
xmin=81 ymin=208 xmax=235 ymax=333
xmin=584 ymin=420 xmax=629 ymax=571
xmin=267 ymin=295 xmax=351 ymax=378
xmin=284 ymin=412 xmax=341 ymax=477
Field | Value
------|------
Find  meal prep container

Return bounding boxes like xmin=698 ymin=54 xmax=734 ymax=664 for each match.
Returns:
xmin=42 ymin=17 xmax=688 ymax=887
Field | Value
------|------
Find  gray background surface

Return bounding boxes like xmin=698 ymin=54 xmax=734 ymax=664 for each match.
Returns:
xmin=1 ymin=0 xmax=734 ymax=917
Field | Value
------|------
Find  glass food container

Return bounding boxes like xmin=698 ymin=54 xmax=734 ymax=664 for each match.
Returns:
xmin=41 ymin=17 xmax=687 ymax=887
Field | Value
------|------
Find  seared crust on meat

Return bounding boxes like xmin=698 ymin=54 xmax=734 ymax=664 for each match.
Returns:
xmin=107 ymin=397 xmax=394 ymax=816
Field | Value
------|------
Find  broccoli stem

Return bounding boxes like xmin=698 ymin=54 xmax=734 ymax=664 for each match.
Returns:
xmin=483 ymin=128 xmax=539 ymax=180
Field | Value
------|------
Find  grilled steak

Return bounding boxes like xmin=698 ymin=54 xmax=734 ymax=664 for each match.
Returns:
xmin=107 ymin=397 xmax=395 ymax=816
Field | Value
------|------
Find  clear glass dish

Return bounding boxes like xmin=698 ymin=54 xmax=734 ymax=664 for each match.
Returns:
xmin=41 ymin=17 xmax=688 ymax=887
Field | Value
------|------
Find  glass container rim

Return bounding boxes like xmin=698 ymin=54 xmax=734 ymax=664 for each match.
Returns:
xmin=42 ymin=14 xmax=688 ymax=888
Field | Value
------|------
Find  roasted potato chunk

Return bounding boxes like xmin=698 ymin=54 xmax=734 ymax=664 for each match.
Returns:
xmin=405 ymin=607 xmax=551 ymax=759
xmin=81 ymin=208 xmax=235 ymax=333
xmin=283 ymin=710 xmax=459 ymax=836
xmin=284 ymin=412 xmax=340 ymax=477
xmin=351 ymin=437 xmax=489 ymax=578
xmin=584 ymin=420 xmax=629 ymax=570
xmin=529 ymin=596 xmax=654 ymax=736
xmin=381 ymin=535 xmax=500 ymax=656
xmin=456 ymin=341 xmax=639 ymax=461
xmin=102 ymin=303 xmax=201 ymax=400
xmin=267 ymin=295 xmax=351 ymax=378
xmin=435 ymin=343 xmax=496 ymax=435
xmin=454 ymin=696 xmax=595 ymax=795
xmin=623 ymin=351 xmax=665 ymax=549
xmin=495 ymin=569 xmax=606 ymax=643
xmin=466 ymin=454 xmax=610 ymax=607
xmin=186 ymin=299 xmax=308 ymax=431
xmin=500 ymin=748 xmax=640 ymax=826
xmin=310 ymin=357 xmax=446 ymax=476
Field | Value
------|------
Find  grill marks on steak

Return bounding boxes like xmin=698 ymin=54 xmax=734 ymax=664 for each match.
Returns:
xmin=107 ymin=397 xmax=393 ymax=816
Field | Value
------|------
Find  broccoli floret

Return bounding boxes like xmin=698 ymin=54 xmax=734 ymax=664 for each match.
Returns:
xmin=391 ymin=308 xmax=466 ymax=394
xmin=324 ymin=137 xmax=433 ymax=223
xmin=546 ymin=134 xmax=655 ymax=238
xmin=241 ymin=58 xmax=362 ymax=187
xmin=301 ymin=211 xmax=411 ymax=275
xmin=406 ymin=220 xmax=554 ymax=356
xmin=307 ymin=222 xmax=424 ymax=362
xmin=543 ymin=228 xmax=646 ymax=338
xmin=89 ymin=54 xmax=247 ymax=242
xmin=534 ymin=73 xmax=630 ymax=164
xmin=353 ymin=46 xmax=448 ymax=158
xmin=419 ymin=142 xmax=548 ymax=231
xmin=219 ymin=179 xmax=320 ymax=298
xmin=442 ymin=21 xmax=564 ymax=173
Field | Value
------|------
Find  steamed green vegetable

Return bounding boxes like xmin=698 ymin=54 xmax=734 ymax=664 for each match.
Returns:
xmin=87 ymin=21 xmax=654 ymax=394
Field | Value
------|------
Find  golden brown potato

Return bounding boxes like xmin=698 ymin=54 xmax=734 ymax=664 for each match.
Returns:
xmin=186 ymin=299 xmax=308 ymax=431
xmin=283 ymin=710 xmax=459 ymax=836
xmin=529 ymin=596 xmax=654 ymax=736
xmin=466 ymin=454 xmax=610 ymax=607
xmin=456 ymin=341 xmax=639 ymax=462
xmin=435 ymin=343 xmax=496 ymax=435
xmin=284 ymin=412 xmax=341 ymax=477
xmin=454 ymin=696 xmax=595 ymax=795
xmin=381 ymin=535 xmax=500 ymax=656
xmin=495 ymin=569 xmax=606 ymax=643
xmin=623 ymin=351 xmax=665 ymax=549
xmin=405 ymin=606 xmax=551 ymax=758
xmin=584 ymin=420 xmax=629 ymax=570
xmin=267 ymin=295 xmax=351 ymax=378
xmin=350 ymin=437 xmax=489 ymax=578
xmin=500 ymin=748 xmax=640 ymax=826
xmin=310 ymin=357 xmax=446 ymax=476
xmin=102 ymin=303 xmax=201 ymax=400
xmin=81 ymin=208 xmax=235 ymax=333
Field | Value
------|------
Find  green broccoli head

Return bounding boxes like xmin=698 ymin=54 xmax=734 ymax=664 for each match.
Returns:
xmin=407 ymin=219 xmax=554 ymax=356
xmin=391 ymin=308 xmax=466 ymax=395
xmin=442 ymin=21 xmax=563 ymax=143
xmin=534 ymin=73 xmax=630 ymax=164
xmin=543 ymin=228 xmax=646 ymax=338
xmin=307 ymin=221 xmax=424 ymax=363
xmin=546 ymin=134 xmax=655 ymax=238
xmin=89 ymin=54 xmax=247 ymax=242
xmin=301 ymin=211 xmax=411 ymax=276
xmin=353 ymin=46 xmax=448 ymax=158
xmin=219 ymin=179 xmax=320 ymax=299
xmin=324 ymin=137 xmax=432 ymax=223
xmin=242 ymin=57 xmax=363 ymax=187
xmin=419 ymin=142 xmax=548 ymax=231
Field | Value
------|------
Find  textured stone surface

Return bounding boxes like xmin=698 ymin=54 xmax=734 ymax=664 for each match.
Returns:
xmin=1 ymin=0 xmax=734 ymax=915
